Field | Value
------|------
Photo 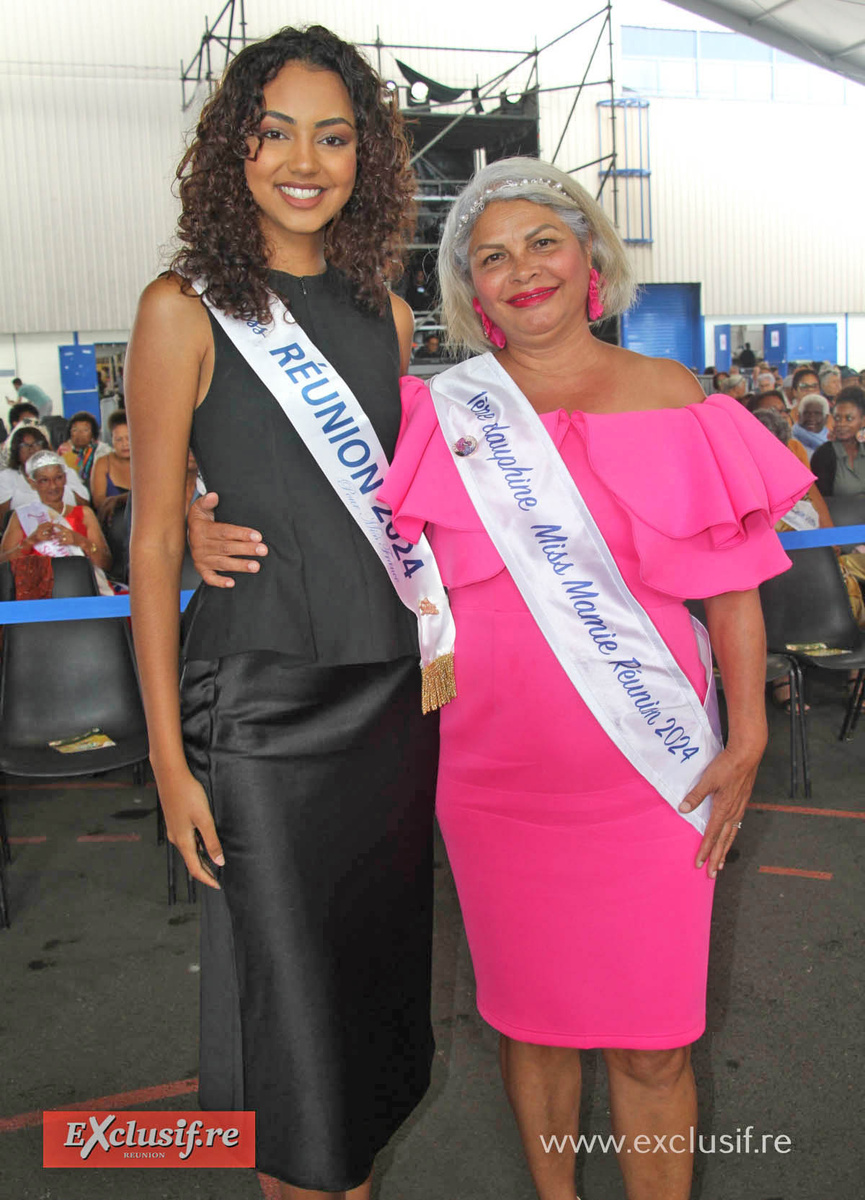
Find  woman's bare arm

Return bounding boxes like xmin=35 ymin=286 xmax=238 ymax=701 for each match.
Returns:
xmin=126 ymin=276 xmax=224 ymax=888
xmin=678 ymin=588 xmax=768 ymax=877
xmin=389 ymin=291 xmax=416 ymax=375
xmin=0 ymin=512 xmax=27 ymax=560
xmin=79 ymin=505 xmax=112 ymax=571
xmin=90 ymin=456 xmax=109 ymax=509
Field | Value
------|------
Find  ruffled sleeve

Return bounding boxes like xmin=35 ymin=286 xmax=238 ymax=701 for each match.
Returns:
xmin=576 ymin=393 xmax=815 ymax=598
xmin=378 ymin=376 xmax=506 ymax=587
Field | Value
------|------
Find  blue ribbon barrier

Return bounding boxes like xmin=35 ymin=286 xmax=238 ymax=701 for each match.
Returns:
xmin=0 ymin=590 xmax=196 ymax=625
xmin=0 ymin=527 xmax=863 ymax=625
xmin=777 ymin=525 xmax=865 ymax=550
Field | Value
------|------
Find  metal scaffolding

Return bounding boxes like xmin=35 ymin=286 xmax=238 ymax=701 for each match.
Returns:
xmin=179 ymin=2 xmax=621 ymax=218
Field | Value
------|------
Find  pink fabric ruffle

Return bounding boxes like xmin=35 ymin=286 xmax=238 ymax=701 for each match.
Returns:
xmin=379 ymin=381 xmax=814 ymax=600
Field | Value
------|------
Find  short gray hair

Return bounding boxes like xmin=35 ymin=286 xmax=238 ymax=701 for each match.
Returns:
xmin=800 ymin=394 xmax=830 ymax=417
xmin=438 ymin=156 xmax=637 ymax=356
xmin=720 ymin=374 xmax=746 ymax=394
xmin=819 ymin=366 xmax=841 ymax=383
xmin=751 ymin=408 xmax=789 ymax=445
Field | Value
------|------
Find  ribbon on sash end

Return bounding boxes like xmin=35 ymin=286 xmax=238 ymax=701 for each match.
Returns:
xmin=191 ymin=280 xmax=456 ymax=713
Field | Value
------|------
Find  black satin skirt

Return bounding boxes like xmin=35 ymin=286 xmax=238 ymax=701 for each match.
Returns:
xmin=181 ymin=652 xmax=439 ymax=1190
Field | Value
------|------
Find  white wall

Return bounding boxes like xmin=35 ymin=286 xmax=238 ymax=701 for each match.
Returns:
xmin=2 ymin=0 xmax=864 ymax=378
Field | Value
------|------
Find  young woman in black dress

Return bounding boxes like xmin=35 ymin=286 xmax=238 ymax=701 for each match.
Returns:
xmin=126 ymin=27 xmax=439 ymax=1199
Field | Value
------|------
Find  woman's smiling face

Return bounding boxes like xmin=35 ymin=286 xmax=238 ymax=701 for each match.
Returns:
xmin=469 ymin=200 xmax=592 ymax=345
xmin=244 ymin=62 xmax=357 ymax=260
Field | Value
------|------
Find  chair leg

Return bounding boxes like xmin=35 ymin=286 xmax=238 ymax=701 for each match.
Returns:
xmin=0 ymin=855 xmax=9 ymax=929
xmin=156 ymin=802 xmax=165 ymax=847
xmin=839 ymin=668 xmax=865 ymax=741
xmin=0 ymin=793 xmax=10 ymax=865
xmin=793 ymin=662 xmax=812 ymax=800
xmin=187 ymin=873 xmax=197 ymax=904
xmin=166 ymin=840 xmax=177 ymax=906
xmin=786 ymin=666 xmax=799 ymax=799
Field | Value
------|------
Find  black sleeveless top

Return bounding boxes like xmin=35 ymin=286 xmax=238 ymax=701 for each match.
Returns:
xmin=183 ymin=266 xmax=418 ymax=665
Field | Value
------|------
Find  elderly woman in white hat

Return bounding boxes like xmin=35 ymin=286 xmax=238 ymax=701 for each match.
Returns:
xmin=0 ymin=449 xmax=112 ymax=590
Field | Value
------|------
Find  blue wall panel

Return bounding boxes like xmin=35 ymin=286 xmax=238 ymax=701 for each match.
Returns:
xmin=787 ymin=323 xmax=837 ymax=363
xmin=620 ymin=283 xmax=702 ymax=368
xmin=58 ymin=341 xmax=99 ymax=422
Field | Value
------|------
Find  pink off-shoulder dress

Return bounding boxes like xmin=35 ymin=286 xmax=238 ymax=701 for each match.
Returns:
xmin=380 ymin=382 xmax=814 ymax=1049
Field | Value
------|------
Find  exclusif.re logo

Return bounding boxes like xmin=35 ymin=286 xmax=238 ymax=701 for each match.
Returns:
xmin=43 ymin=1111 xmax=256 ymax=1169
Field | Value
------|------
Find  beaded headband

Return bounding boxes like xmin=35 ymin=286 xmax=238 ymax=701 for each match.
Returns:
xmin=457 ymin=178 xmax=568 ymax=227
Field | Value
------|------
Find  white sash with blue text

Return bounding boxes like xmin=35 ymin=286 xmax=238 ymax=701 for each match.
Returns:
xmin=430 ymin=354 xmax=722 ymax=832
xmin=193 ymin=281 xmax=456 ymax=712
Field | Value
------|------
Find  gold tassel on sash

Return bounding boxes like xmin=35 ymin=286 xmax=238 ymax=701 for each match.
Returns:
xmin=421 ymin=651 xmax=457 ymax=714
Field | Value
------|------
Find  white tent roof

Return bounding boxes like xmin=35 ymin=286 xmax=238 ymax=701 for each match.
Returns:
xmin=667 ymin=0 xmax=865 ymax=87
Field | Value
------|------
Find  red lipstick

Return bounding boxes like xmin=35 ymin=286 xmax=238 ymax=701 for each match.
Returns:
xmin=507 ymin=287 xmax=557 ymax=307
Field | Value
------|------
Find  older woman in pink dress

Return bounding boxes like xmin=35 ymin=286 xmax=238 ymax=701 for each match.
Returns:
xmin=377 ymin=158 xmax=812 ymax=1200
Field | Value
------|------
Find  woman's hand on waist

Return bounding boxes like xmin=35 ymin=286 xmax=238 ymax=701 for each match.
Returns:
xmin=154 ymin=765 xmax=225 ymax=890
xmin=187 ymin=491 xmax=268 ymax=588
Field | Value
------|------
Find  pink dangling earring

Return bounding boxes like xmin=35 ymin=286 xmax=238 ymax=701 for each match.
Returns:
xmin=587 ymin=267 xmax=605 ymax=322
xmin=472 ymin=297 xmax=507 ymax=350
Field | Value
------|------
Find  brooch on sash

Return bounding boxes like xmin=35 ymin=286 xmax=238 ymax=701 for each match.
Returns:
xmin=453 ymin=436 xmax=478 ymax=457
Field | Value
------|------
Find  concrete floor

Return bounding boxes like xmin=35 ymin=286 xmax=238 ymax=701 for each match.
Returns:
xmin=0 ymin=668 xmax=862 ymax=1200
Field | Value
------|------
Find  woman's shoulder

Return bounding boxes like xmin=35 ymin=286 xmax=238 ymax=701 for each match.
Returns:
xmin=134 ymin=274 xmax=210 ymax=337
xmin=613 ymin=348 xmax=706 ymax=410
xmin=809 ymin=440 xmax=835 ymax=464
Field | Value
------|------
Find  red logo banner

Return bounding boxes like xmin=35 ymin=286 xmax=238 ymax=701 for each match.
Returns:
xmin=43 ymin=1110 xmax=255 ymax=1168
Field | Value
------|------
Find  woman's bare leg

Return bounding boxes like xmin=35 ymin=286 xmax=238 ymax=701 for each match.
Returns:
xmin=603 ymin=1046 xmax=695 ymax=1200
xmin=499 ymin=1035 xmax=582 ymax=1200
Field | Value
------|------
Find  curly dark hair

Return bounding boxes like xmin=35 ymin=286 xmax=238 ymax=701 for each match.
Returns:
xmin=836 ymin=385 xmax=865 ymax=415
xmin=170 ymin=25 xmax=415 ymax=321
xmin=8 ymin=425 xmax=49 ymax=471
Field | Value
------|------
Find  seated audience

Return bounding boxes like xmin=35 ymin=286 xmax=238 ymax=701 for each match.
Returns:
xmin=752 ymin=406 xmax=834 ymax=710
xmin=719 ymin=373 xmax=748 ymax=402
xmin=792 ymin=394 xmax=830 ymax=459
xmin=755 ymin=371 xmax=776 ymax=394
xmin=90 ymin=411 xmax=130 ymax=508
xmin=0 ymin=426 xmax=89 ymax=520
xmin=751 ymin=409 xmax=831 ymax=529
xmin=1 ymin=401 xmax=41 ymax=465
xmin=711 ymin=370 xmax=729 ymax=391
xmin=413 ymin=332 xmax=442 ymax=361
xmin=0 ymin=450 xmax=112 ymax=593
xmin=403 ymin=266 xmax=434 ymax=312
xmin=788 ymin=366 xmax=821 ymax=419
xmin=820 ymin=365 xmax=842 ymax=402
xmin=810 ymin=387 xmax=865 ymax=497
xmin=59 ymin=411 xmax=110 ymax=488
